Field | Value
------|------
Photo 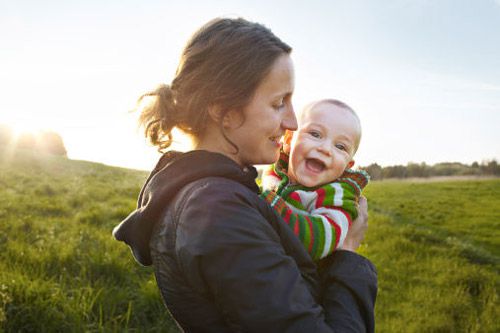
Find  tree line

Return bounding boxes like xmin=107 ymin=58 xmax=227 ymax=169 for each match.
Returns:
xmin=0 ymin=124 xmax=67 ymax=157
xmin=360 ymin=161 xmax=500 ymax=180
xmin=2 ymin=123 xmax=498 ymax=178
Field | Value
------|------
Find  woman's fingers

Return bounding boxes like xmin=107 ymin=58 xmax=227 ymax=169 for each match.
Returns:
xmin=340 ymin=197 xmax=369 ymax=252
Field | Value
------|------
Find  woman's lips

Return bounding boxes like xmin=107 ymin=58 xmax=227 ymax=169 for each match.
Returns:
xmin=269 ymin=136 xmax=282 ymax=147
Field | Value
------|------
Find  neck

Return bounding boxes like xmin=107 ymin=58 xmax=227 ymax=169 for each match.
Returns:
xmin=195 ymin=130 xmax=243 ymax=167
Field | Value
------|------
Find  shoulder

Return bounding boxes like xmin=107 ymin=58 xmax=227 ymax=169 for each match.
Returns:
xmin=175 ymin=176 xmax=279 ymax=242
xmin=181 ymin=176 xmax=260 ymax=208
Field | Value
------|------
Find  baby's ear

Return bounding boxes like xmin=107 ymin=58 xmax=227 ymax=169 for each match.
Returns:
xmin=282 ymin=130 xmax=294 ymax=153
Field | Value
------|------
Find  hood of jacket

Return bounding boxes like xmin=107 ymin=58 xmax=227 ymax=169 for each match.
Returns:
xmin=112 ymin=150 xmax=259 ymax=266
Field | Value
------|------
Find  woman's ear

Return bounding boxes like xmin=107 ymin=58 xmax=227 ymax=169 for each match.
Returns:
xmin=208 ymin=106 xmax=242 ymax=129
xmin=282 ymin=130 xmax=294 ymax=153
xmin=208 ymin=105 xmax=224 ymax=124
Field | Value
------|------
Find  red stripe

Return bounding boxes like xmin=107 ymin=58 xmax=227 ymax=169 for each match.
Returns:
xmin=294 ymin=220 xmax=300 ymax=236
xmin=263 ymin=168 xmax=274 ymax=177
xmin=316 ymin=188 xmax=325 ymax=208
xmin=283 ymin=207 xmax=292 ymax=225
xmin=289 ymin=191 xmax=300 ymax=201
xmin=323 ymin=214 xmax=342 ymax=248
xmin=326 ymin=209 xmax=350 ymax=248
xmin=333 ymin=220 xmax=341 ymax=248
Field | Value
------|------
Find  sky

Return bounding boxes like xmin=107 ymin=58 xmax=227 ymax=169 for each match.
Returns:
xmin=1 ymin=0 xmax=500 ymax=170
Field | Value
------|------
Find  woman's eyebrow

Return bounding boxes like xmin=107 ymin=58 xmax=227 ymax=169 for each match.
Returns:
xmin=272 ymin=91 xmax=292 ymax=99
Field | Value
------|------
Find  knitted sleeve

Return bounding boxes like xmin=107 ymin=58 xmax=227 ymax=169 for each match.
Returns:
xmin=261 ymin=170 xmax=369 ymax=260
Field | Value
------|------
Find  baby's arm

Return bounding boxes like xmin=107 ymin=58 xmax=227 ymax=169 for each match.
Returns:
xmin=261 ymin=181 xmax=360 ymax=260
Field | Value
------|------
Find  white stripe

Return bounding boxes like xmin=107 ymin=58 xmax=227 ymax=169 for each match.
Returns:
xmin=315 ymin=207 xmax=349 ymax=249
xmin=331 ymin=183 xmax=344 ymax=207
xmin=318 ymin=215 xmax=333 ymax=258
xmin=261 ymin=174 xmax=281 ymax=191
xmin=295 ymin=190 xmax=318 ymax=210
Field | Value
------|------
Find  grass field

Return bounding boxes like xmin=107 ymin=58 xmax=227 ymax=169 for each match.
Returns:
xmin=362 ymin=180 xmax=499 ymax=332
xmin=1 ymin=150 xmax=498 ymax=332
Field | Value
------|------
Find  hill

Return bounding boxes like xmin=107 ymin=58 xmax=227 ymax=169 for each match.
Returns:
xmin=0 ymin=150 xmax=179 ymax=332
xmin=0 ymin=150 xmax=498 ymax=332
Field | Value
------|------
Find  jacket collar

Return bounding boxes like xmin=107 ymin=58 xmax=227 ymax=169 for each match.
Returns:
xmin=113 ymin=150 xmax=259 ymax=266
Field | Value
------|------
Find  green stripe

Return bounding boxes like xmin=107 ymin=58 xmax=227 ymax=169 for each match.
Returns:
xmin=311 ymin=216 xmax=325 ymax=260
xmin=298 ymin=215 xmax=311 ymax=250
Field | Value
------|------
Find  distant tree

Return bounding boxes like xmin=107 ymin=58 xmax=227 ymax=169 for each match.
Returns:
xmin=16 ymin=133 xmax=36 ymax=149
xmin=360 ymin=160 xmax=499 ymax=179
xmin=362 ymin=163 xmax=383 ymax=180
xmin=407 ymin=162 xmax=430 ymax=178
xmin=432 ymin=162 xmax=471 ymax=176
xmin=37 ymin=131 xmax=67 ymax=157
xmin=481 ymin=160 xmax=500 ymax=175
xmin=5 ymin=129 xmax=67 ymax=157
xmin=382 ymin=165 xmax=407 ymax=178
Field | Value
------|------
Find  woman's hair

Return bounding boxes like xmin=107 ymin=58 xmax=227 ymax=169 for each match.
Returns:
xmin=138 ymin=17 xmax=292 ymax=152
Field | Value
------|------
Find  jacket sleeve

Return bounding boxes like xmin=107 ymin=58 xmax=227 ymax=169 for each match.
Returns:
xmin=261 ymin=183 xmax=358 ymax=260
xmin=176 ymin=181 xmax=376 ymax=332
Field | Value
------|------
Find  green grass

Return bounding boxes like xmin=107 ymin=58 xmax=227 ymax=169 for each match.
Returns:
xmin=1 ymin=149 xmax=499 ymax=332
xmin=0 ymin=149 xmax=179 ymax=332
xmin=361 ymin=179 xmax=499 ymax=332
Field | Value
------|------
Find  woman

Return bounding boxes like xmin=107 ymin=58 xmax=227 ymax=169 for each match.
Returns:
xmin=113 ymin=17 xmax=377 ymax=332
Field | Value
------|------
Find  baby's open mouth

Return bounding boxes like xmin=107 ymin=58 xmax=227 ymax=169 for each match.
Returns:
xmin=305 ymin=158 xmax=325 ymax=172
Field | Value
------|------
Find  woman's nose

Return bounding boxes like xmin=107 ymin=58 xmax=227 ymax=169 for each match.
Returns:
xmin=282 ymin=105 xmax=297 ymax=131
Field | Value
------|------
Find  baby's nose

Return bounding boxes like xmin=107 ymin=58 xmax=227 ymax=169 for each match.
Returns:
xmin=317 ymin=145 xmax=332 ymax=156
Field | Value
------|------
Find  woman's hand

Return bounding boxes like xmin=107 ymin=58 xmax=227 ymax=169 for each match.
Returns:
xmin=340 ymin=196 xmax=368 ymax=252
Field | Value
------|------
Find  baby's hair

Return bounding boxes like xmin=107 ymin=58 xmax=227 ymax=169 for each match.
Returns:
xmin=306 ymin=99 xmax=362 ymax=154
xmin=314 ymin=99 xmax=359 ymax=124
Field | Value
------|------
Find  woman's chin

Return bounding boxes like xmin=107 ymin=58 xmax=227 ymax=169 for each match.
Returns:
xmin=271 ymin=150 xmax=281 ymax=163
xmin=250 ymin=146 xmax=281 ymax=165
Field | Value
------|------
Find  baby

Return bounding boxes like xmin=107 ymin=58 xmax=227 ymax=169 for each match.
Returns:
xmin=261 ymin=99 xmax=369 ymax=260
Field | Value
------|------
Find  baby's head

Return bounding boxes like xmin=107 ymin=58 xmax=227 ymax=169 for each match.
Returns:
xmin=284 ymin=99 xmax=361 ymax=187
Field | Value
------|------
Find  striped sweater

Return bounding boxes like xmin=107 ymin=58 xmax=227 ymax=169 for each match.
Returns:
xmin=261 ymin=151 xmax=369 ymax=260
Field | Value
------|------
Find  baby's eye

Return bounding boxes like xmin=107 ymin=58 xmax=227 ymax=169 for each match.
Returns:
xmin=309 ymin=130 xmax=321 ymax=139
xmin=335 ymin=144 xmax=347 ymax=151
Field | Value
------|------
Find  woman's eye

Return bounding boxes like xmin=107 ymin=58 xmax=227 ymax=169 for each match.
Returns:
xmin=273 ymin=101 xmax=285 ymax=110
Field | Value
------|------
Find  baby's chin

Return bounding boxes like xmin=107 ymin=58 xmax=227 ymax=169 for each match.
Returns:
xmin=293 ymin=174 xmax=322 ymax=188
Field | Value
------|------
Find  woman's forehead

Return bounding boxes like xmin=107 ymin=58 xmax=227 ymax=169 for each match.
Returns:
xmin=255 ymin=54 xmax=294 ymax=97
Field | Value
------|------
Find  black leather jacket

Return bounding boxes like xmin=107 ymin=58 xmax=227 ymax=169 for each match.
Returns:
xmin=113 ymin=151 xmax=377 ymax=332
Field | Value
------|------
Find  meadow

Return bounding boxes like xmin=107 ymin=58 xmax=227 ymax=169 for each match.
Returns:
xmin=0 ymin=150 xmax=498 ymax=332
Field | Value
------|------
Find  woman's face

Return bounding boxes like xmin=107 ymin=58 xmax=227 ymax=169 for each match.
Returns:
xmin=227 ymin=54 xmax=298 ymax=166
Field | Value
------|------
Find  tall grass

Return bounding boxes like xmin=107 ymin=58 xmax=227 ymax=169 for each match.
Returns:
xmin=362 ymin=180 xmax=499 ymax=332
xmin=1 ymin=149 xmax=498 ymax=332
xmin=0 ymin=150 xmax=179 ymax=332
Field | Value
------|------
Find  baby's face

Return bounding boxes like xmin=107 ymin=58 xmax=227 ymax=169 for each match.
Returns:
xmin=286 ymin=102 xmax=360 ymax=187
